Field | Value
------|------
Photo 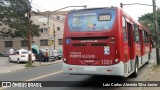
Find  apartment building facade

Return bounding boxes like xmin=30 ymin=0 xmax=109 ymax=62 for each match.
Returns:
xmin=0 ymin=11 xmax=68 ymax=52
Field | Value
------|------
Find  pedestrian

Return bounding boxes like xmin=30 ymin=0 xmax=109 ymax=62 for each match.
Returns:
xmin=39 ymin=49 xmax=43 ymax=61
xmin=9 ymin=48 xmax=14 ymax=55
xmin=45 ymin=48 xmax=49 ymax=62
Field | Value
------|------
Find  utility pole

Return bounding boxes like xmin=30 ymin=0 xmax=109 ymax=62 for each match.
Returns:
xmin=53 ymin=24 xmax=55 ymax=49
xmin=152 ymin=0 xmax=160 ymax=65
xmin=26 ymin=0 xmax=32 ymax=65
xmin=53 ymin=30 xmax=56 ymax=49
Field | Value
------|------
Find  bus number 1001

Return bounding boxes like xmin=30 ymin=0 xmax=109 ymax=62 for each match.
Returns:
xmin=101 ymin=60 xmax=112 ymax=65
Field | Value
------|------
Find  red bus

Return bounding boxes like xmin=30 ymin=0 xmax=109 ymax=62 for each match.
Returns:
xmin=63 ymin=7 xmax=152 ymax=78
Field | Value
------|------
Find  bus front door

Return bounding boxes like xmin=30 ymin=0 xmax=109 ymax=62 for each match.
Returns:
xmin=127 ymin=22 xmax=134 ymax=73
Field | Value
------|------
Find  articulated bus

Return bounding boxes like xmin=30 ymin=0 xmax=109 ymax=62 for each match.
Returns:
xmin=62 ymin=7 xmax=152 ymax=78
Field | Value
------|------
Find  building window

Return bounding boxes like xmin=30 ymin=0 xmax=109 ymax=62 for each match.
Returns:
xmin=21 ymin=40 xmax=28 ymax=47
xmin=57 ymin=16 xmax=60 ymax=20
xmin=5 ymin=41 xmax=13 ymax=47
xmin=57 ymin=27 xmax=60 ymax=31
xmin=58 ymin=39 xmax=63 ymax=45
xmin=40 ymin=39 xmax=48 ymax=46
xmin=40 ymin=28 xmax=48 ymax=34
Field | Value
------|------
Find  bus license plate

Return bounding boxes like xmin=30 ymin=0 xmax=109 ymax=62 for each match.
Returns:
xmin=84 ymin=67 xmax=97 ymax=71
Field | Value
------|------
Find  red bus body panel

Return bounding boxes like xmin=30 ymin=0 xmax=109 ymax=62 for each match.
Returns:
xmin=63 ymin=7 xmax=152 ymax=77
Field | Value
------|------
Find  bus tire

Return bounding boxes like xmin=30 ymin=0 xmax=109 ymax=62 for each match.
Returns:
xmin=146 ymin=53 xmax=151 ymax=64
xmin=131 ymin=60 xmax=138 ymax=78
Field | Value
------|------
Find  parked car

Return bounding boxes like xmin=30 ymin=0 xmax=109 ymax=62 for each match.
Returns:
xmin=49 ymin=50 xmax=56 ymax=60
xmin=50 ymin=50 xmax=59 ymax=60
xmin=8 ymin=49 xmax=36 ymax=64
xmin=58 ymin=48 xmax=63 ymax=60
xmin=58 ymin=52 xmax=62 ymax=60
xmin=0 ymin=51 xmax=10 ymax=57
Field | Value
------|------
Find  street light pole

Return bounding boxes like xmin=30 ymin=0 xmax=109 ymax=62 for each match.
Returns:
xmin=48 ymin=14 xmax=52 ymax=62
xmin=152 ymin=0 xmax=160 ymax=65
xmin=120 ymin=3 xmax=123 ymax=8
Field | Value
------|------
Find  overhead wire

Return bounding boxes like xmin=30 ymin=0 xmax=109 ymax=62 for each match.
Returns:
xmin=30 ymin=3 xmax=66 ymax=24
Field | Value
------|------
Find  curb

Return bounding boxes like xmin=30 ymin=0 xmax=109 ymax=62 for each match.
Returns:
xmin=0 ymin=60 xmax=63 ymax=74
xmin=34 ymin=60 xmax=62 ymax=67
xmin=19 ymin=60 xmax=63 ymax=71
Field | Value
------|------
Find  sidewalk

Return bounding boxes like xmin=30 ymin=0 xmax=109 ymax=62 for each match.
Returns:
xmin=140 ymin=64 xmax=160 ymax=90
xmin=0 ymin=60 xmax=62 ymax=74
xmin=33 ymin=60 xmax=62 ymax=67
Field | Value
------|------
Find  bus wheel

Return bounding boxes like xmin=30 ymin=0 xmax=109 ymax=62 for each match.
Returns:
xmin=146 ymin=53 xmax=151 ymax=64
xmin=131 ymin=60 xmax=138 ymax=78
xmin=149 ymin=53 xmax=151 ymax=60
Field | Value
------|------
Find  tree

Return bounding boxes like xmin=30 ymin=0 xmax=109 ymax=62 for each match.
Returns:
xmin=138 ymin=9 xmax=160 ymax=41
xmin=0 ymin=0 xmax=40 ymax=39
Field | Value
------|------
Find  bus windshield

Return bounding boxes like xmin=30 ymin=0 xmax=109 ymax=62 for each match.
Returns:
xmin=68 ymin=9 xmax=116 ymax=32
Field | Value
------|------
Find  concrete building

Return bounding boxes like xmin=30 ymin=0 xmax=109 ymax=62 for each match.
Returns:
xmin=0 ymin=11 xmax=68 ymax=52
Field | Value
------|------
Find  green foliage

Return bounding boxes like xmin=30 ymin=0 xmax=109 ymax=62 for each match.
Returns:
xmin=25 ymin=62 xmax=35 ymax=68
xmin=0 ymin=0 xmax=40 ymax=38
xmin=138 ymin=9 xmax=160 ymax=40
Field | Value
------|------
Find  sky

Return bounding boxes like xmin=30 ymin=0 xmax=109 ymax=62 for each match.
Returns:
xmin=31 ymin=0 xmax=160 ymax=20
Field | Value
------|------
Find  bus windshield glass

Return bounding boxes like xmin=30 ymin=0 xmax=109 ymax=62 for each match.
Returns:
xmin=68 ymin=9 xmax=116 ymax=32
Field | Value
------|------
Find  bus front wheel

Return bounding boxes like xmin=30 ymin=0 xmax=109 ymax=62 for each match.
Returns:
xmin=131 ymin=60 xmax=138 ymax=78
xmin=146 ymin=53 xmax=151 ymax=64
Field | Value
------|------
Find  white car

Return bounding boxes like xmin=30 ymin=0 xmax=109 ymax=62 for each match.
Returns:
xmin=8 ymin=49 xmax=36 ymax=64
xmin=50 ymin=50 xmax=59 ymax=60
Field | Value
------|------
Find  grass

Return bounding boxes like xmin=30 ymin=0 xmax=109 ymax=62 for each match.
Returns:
xmin=25 ymin=62 xmax=35 ymax=68
xmin=144 ymin=65 xmax=160 ymax=81
xmin=152 ymin=65 xmax=160 ymax=71
xmin=153 ymin=65 xmax=160 ymax=68
xmin=146 ymin=78 xmax=149 ymax=81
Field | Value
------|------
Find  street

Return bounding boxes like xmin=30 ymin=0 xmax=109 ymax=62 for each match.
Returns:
xmin=0 ymin=57 xmax=62 ymax=74
xmin=0 ymin=49 xmax=156 ymax=90
xmin=0 ymin=61 xmax=155 ymax=90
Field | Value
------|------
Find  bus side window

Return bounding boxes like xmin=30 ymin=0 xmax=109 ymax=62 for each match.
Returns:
xmin=144 ymin=31 xmax=149 ymax=43
xmin=133 ymin=24 xmax=140 ymax=42
xmin=142 ymin=30 xmax=148 ymax=43
xmin=122 ymin=16 xmax=127 ymax=41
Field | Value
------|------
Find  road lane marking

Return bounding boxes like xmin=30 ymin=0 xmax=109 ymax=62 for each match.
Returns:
xmin=26 ymin=70 xmax=62 ymax=81
xmin=0 ymin=70 xmax=62 ymax=90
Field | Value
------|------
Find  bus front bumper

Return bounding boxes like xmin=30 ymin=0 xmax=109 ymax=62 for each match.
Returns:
xmin=63 ymin=61 xmax=124 ymax=77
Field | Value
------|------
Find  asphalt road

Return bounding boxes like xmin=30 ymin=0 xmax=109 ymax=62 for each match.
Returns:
xmin=0 ymin=62 xmax=155 ymax=90
xmin=0 ymin=49 xmax=156 ymax=90
xmin=0 ymin=57 xmax=17 ymax=67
